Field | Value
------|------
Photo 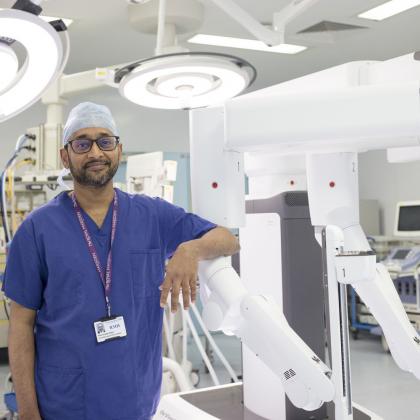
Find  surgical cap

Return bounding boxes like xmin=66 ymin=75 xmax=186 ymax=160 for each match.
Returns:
xmin=62 ymin=102 xmax=118 ymax=146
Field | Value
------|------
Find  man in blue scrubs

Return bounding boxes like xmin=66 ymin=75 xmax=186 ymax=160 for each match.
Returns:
xmin=3 ymin=102 xmax=240 ymax=420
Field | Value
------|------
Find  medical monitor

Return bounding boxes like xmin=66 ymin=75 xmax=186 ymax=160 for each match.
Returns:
xmin=394 ymin=201 xmax=420 ymax=237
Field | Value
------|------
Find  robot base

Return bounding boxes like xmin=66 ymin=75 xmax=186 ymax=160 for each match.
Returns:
xmin=153 ymin=383 xmax=383 ymax=420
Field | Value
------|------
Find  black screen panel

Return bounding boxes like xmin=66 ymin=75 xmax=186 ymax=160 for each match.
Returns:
xmin=393 ymin=249 xmax=410 ymax=260
xmin=398 ymin=205 xmax=420 ymax=232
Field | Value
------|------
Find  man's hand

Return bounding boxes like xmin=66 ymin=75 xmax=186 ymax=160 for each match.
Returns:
xmin=160 ymin=242 xmax=199 ymax=312
xmin=159 ymin=226 xmax=240 ymax=312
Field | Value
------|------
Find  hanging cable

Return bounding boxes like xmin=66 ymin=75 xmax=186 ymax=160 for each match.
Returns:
xmin=0 ymin=134 xmax=34 ymax=243
xmin=7 ymin=158 xmax=34 ymax=236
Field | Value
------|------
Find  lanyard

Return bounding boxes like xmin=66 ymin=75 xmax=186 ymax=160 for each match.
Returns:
xmin=71 ymin=191 xmax=118 ymax=317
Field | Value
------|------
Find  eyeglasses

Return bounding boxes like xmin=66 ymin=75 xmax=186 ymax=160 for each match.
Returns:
xmin=66 ymin=136 xmax=120 ymax=154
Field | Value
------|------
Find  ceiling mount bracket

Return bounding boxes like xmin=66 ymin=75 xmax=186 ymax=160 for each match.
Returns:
xmin=208 ymin=0 xmax=320 ymax=46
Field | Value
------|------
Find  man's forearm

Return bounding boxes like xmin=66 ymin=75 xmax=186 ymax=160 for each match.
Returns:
xmin=179 ymin=226 xmax=240 ymax=260
xmin=162 ymin=226 xmax=240 ymax=310
xmin=8 ymin=318 xmax=41 ymax=419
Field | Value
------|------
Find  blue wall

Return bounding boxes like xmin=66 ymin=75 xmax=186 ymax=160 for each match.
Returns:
xmin=115 ymin=152 xmax=191 ymax=211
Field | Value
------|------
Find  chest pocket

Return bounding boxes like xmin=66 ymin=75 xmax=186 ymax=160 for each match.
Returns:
xmin=130 ymin=249 xmax=164 ymax=299
xmin=44 ymin=256 xmax=83 ymax=315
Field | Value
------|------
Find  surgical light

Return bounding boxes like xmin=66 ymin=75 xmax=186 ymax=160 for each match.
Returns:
xmin=358 ymin=0 xmax=420 ymax=21
xmin=40 ymin=15 xmax=73 ymax=27
xmin=188 ymin=34 xmax=307 ymax=55
xmin=0 ymin=9 xmax=73 ymax=27
xmin=0 ymin=8 xmax=68 ymax=123
xmin=0 ymin=43 xmax=18 ymax=92
xmin=116 ymin=52 xmax=256 ymax=110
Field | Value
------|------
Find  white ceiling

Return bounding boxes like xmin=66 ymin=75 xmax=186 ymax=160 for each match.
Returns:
xmin=12 ymin=0 xmax=420 ymax=85
xmin=2 ymin=0 xmax=420 ymax=87
xmin=1 ymin=0 xmax=420 ymax=161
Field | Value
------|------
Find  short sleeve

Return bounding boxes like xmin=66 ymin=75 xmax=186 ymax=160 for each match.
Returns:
xmin=155 ymin=198 xmax=217 ymax=258
xmin=2 ymin=219 xmax=45 ymax=310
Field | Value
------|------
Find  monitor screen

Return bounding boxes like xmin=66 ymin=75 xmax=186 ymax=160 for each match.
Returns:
xmin=393 ymin=249 xmax=410 ymax=260
xmin=398 ymin=205 xmax=420 ymax=232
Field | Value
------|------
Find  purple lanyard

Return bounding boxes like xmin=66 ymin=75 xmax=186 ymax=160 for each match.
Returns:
xmin=71 ymin=191 xmax=118 ymax=317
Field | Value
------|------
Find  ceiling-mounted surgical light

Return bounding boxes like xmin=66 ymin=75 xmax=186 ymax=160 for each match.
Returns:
xmin=0 ymin=4 xmax=69 ymax=123
xmin=108 ymin=0 xmax=256 ymax=110
xmin=0 ymin=9 xmax=74 ymax=26
xmin=115 ymin=52 xmax=256 ymax=110
xmin=0 ymin=42 xmax=19 ymax=92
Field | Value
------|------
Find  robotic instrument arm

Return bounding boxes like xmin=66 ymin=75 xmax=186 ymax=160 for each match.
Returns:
xmin=335 ymin=224 xmax=420 ymax=379
xmin=305 ymin=151 xmax=420 ymax=382
xmin=198 ymin=257 xmax=335 ymax=411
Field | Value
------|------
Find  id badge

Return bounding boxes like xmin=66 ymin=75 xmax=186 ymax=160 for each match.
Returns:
xmin=94 ymin=316 xmax=127 ymax=343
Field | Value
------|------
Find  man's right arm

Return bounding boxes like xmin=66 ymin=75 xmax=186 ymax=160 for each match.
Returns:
xmin=8 ymin=300 xmax=41 ymax=420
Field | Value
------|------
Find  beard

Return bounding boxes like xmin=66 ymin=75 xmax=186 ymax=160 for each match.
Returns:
xmin=68 ymin=157 xmax=119 ymax=188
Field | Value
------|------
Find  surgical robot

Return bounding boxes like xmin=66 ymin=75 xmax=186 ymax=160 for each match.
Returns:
xmin=156 ymin=52 xmax=420 ymax=420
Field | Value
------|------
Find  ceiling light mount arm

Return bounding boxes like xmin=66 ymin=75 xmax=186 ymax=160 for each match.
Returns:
xmin=208 ymin=0 xmax=283 ymax=46
xmin=207 ymin=0 xmax=319 ymax=47
xmin=155 ymin=0 xmax=167 ymax=55
xmin=273 ymin=0 xmax=320 ymax=33
xmin=154 ymin=0 xmax=187 ymax=56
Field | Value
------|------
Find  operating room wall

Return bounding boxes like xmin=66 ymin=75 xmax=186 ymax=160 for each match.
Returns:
xmin=359 ymin=150 xmax=420 ymax=236
xmin=0 ymin=90 xmax=190 ymax=170
xmin=2 ymin=95 xmax=420 ymax=237
xmin=115 ymin=153 xmax=192 ymax=211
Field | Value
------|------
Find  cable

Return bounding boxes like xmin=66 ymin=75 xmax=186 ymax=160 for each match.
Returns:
xmin=2 ymin=155 xmax=19 ymax=242
xmin=14 ymin=134 xmax=27 ymax=152
xmin=1 ymin=168 xmax=12 ymax=242
xmin=6 ymin=167 xmax=13 ymax=202
xmin=6 ymin=167 xmax=15 ymax=236
xmin=6 ymin=159 xmax=34 ymax=236
xmin=1 ymin=134 xmax=32 ymax=243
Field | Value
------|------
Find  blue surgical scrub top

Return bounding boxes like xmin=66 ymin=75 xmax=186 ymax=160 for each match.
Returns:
xmin=3 ymin=189 xmax=216 ymax=420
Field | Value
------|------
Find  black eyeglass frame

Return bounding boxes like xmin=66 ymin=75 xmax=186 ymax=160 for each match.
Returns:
xmin=66 ymin=136 xmax=120 ymax=154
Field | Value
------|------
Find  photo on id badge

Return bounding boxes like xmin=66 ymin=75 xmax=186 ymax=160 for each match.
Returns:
xmin=96 ymin=322 xmax=106 ymax=334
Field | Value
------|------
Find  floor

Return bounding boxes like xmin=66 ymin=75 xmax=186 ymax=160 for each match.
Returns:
xmin=0 ymin=333 xmax=419 ymax=419
xmin=350 ymin=333 xmax=420 ymax=420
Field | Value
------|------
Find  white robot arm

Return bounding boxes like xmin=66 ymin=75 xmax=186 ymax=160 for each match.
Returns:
xmin=303 ymin=150 xmax=420 ymax=384
xmin=334 ymin=229 xmax=420 ymax=379
xmin=198 ymin=257 xmax=335 ymax=411
xmin=362 ymin=264 xmax=420 ymax=378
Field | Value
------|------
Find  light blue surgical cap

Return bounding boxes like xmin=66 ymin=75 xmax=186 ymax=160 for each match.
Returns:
xmin=62 ymin=102 xmax=118 ymax=146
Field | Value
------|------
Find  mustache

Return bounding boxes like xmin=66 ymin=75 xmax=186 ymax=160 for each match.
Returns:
xmin=83 ymin=159 xmax=111 ymax=169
